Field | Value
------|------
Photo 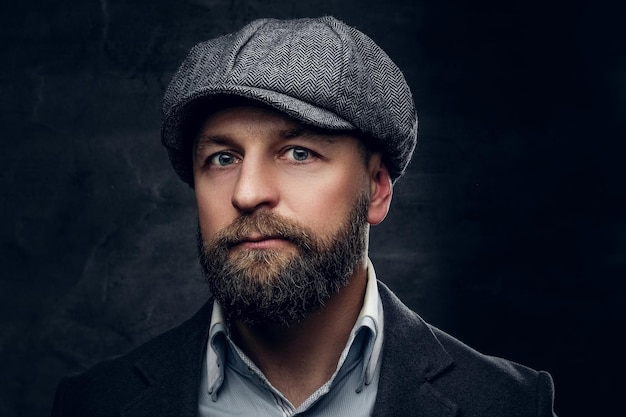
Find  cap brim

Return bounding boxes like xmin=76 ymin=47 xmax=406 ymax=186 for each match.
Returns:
xmin=162 ymin=85 xmax=355 ymax=151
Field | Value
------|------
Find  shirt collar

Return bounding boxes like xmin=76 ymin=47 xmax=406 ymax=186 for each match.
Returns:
xmin=205 ymin=258 xmax=384 ymax=398
xmin=358 ymin=257 xmax=384 ymax=388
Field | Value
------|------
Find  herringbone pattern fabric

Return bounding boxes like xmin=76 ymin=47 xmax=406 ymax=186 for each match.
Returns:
xmin=162 ymin=16 xmax=418 ymax=185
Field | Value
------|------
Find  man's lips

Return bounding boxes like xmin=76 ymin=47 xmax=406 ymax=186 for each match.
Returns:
xmin=232 ymin=235 xmax=292 ymax=250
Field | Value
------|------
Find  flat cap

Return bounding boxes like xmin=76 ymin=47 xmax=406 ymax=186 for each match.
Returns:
xmin=161 ymin=16 xmax=417 ymax=185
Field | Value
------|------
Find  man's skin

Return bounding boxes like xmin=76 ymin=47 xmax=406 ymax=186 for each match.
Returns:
xmin=192 ymin=104 xmax=393 ymax=406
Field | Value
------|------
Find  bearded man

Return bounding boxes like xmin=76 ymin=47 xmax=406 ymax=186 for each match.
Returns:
xmin=51 ymin=16 xmax=557 ymax=416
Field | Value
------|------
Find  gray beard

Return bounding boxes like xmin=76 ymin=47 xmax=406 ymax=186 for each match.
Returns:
xmin=197 ymin=195 xmax=369 ymax=326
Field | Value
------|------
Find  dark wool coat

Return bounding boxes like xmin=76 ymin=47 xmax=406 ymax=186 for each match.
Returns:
xmin=51 ymin=282 xmax=556 ymax=417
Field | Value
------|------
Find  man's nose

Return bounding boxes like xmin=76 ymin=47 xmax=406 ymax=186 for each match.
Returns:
xmin=231 ymin=157 xmax=279 ymax=213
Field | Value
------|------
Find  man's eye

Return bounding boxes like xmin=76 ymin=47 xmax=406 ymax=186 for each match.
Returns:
xmin=288 ymin=147 xmax=311 ymax=161
xmin=209 ymin=152 xmax=237 ymax=166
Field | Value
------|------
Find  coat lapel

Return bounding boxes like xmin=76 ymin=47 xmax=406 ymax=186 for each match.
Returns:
xmin=374 ymin=282 xmax=459 ymax=417
xmin=121 ymin=300 xmax=213 ymax=417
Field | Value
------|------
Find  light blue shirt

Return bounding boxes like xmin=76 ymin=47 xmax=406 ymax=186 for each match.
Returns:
xmin=198 ymin=259 xmax=384 ymax=416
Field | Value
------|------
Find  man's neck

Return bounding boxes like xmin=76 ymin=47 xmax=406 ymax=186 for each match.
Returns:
xmin=230 ymin=263 xmax=368 ymax=408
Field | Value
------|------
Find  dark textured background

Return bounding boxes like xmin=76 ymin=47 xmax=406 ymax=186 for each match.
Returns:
xmin=1 ymin=0 xmax=623 ymax=415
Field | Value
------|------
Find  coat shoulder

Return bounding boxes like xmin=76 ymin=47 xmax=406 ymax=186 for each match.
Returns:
xmin=430 ymin=325 xmax=556 ymax=414
xmin=377 ymin=281 xmax=556 ymax=416
xmin=50 ymin=300 xmax=213 ymax=417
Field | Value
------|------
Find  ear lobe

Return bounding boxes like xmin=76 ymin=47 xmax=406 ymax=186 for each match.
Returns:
xmin=367 ymin=156 xmax=393 ymax=226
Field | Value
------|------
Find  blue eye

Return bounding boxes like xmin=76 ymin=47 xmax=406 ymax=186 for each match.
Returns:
xmin=290 ymin=147 xmax=310 ymax=161
xmin=210 ymin=152 xmax=237 ymax=166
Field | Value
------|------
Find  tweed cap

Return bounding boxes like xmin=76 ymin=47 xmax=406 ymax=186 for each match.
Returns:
xmin=161 ymin=16 xmax=417 ymax=185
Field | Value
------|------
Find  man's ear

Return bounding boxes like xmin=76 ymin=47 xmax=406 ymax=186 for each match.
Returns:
xmin=367 ymin=154 xmax=393 ymax=226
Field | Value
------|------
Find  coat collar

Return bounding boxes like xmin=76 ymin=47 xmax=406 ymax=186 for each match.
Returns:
xmin=373 ymin=282 xmax=459 ymax=417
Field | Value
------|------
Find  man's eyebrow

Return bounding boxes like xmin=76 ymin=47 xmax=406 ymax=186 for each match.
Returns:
xmin=282 ymin=127 xmax=338 ymax=143
xmin=194 ymin=135 xmax=232 ymax=155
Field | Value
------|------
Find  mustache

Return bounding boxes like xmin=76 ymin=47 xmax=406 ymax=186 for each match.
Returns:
xmin=209 ymin=211 xmax=315 ymax=251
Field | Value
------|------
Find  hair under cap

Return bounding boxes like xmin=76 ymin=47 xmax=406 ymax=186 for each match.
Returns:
xmin=161 ymin=16 xmax=418 ymax=185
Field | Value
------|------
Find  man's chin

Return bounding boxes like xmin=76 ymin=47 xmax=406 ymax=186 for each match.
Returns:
xmin=225 ymin=249 xmax=298 ymax=281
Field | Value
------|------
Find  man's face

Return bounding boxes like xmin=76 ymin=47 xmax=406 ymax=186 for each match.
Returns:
xmin=193 ymin=104 xmax=384 ymax=325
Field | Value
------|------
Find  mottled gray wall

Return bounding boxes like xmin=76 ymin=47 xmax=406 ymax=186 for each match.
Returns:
xmin=1 ymin=0 xmax=623 ymax=416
